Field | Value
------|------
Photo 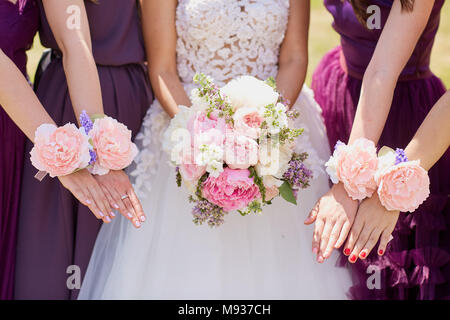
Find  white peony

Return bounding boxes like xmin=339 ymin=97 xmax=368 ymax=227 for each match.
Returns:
xmin=256 ymin=140 xmax=293 ymax=178
xmin=374 ymin=150 xmax=396 ymax=183
xmin=162 ymin=105 xmax=194 ymax=157
xmin=220 ymin=75 xmax=279 ymax=110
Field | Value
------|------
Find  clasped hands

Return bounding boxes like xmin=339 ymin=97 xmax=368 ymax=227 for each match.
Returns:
xmin=305 ymin=182 xmax=399 ymax=264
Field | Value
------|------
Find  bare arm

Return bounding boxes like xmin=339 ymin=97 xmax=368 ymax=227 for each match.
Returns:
xmin=0 ymin=49 xmax=55 ymax=141
xmin=405 ymin=90 xmax=450 ymax=170
xmin=276 ymin=0 xmax=309 ymax=106
xmin=42 ymin=0 xmax=104 ymax=120
xmin=140 ymin=0 xmax=190 ymax=118
xmin=348 ymin=0 xmax=435 ymax=144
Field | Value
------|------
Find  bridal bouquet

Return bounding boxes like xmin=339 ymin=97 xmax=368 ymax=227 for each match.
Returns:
xmin=163 ymin=74 xmax=313 ymax=227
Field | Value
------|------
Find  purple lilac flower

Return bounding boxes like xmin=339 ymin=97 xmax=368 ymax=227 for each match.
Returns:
xmin=189 ymin=197 xmax=227 ymax=227
xmin=80 ymin=110 xmax=94 ymax=134
xmin=334 ymin=140 xmax=345 ymax=151
xmin=394 ymin=148 xmax=408 ymax=165
xmin=283 ymin=159 xmax=313 ymax=190
xmin=89 ymin=149 xmax=97 ymax=166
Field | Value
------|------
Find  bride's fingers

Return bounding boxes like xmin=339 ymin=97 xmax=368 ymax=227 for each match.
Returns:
xmin=323 ymin=220 xmax=344 ymax=258
xmin=99 ymin=185 xmax=118 ymax=219
xmin=119 ymin=194 xmax=141 ymax=228
xmin=304 ymin=201 xmax=320 ymax=225
xmin=128 ymin=188 xmax=146 ymax=223
xmin=108 ymin=187 xmax=138 ymax=226
xmin=335 ymin=220 xmax=351 ymax=249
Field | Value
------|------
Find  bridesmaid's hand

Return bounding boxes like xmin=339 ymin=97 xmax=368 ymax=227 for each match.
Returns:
xmin=94 ymin=170 xmax=146 ymax=228
xmin=304 ymin=183 xmax=359 ymax=263
xmin=343 ymin=193 xmax=399 ymax=263
xmin=58 ymin=169 xmax=115 ymax=223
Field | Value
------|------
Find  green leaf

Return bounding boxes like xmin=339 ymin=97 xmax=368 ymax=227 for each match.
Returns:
xmin=378 ymin=146 xmax=395 ymax=158
xmin=90 ymin=113 xmax=106 ymax=121
xmin=279 ymin=181 xmax=297 ymax=205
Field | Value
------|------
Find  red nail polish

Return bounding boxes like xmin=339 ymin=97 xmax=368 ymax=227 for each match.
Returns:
xmin=344 ymin=248 xmax=351 ymax=256
xmin=360 ymin=251 xmax=367 ymax=258
xmin=349 ymin=254 xmax=357 ymax=263
xmin=378 ymin=249 xmax=384 ymax=255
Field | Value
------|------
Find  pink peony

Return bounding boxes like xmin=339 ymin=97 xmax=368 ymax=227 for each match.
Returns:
xmin=30 ymin=123 xmax=91 ymax=177
xmin=89 ymin=117 xmax=138 ymax=171
xmin=188 ymin=110 xmax=226 ymax=136
xmin=202 ymin=167 xmax=261 ymax=211
xmin=179 ymin=163 xmax=207 ymax=181
xmin=233 ymin=107 xmax=263 ymax=139
xmin=377 ymin=161 xmax=430 ymax=212
xmin=336 ymin=138 xmax=378 ymax=200
xmin=224 ymin=132 xmax=258 ymax=169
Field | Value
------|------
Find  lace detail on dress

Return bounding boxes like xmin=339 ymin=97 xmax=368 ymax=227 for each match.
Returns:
xmin=176 ymin=0 xmax=290 ymax=86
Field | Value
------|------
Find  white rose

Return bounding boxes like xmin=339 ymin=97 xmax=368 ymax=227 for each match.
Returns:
xmin=221 ymin=76 xmax=279 ymax=110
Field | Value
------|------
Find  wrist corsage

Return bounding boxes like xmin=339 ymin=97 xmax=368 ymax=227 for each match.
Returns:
xmin=30 ymin=111 xmax=138 ymax=180
xmin=325 ymin=138 xmax=430 ymax=212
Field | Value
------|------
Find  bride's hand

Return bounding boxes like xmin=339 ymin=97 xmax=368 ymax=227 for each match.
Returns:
xmin=58 ymin=169 xmax=115 ymax=223
xmin=343 ymin=193 xmax=398 ymax=263
xmin=304 ymin=182 xmax=359 ymax=262
xmin=94 ymin=170 xmax=146 ymax=228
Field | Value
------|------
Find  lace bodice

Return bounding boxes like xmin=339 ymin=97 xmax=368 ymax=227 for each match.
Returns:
xmin=176 ymin=0 xmax=290 ymax=87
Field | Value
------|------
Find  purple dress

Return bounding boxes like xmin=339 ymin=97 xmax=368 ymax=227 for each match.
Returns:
xmin=0 ymin=0 xmax=39 ymax=300
xmin=312 ymin=0 xmax=449 ymax=299
xmin=14 ymin=0 xmax=152 ymax=299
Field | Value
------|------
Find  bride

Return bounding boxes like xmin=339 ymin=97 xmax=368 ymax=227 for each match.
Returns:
xmin=79 ymin=0 xmax=352 ymax=299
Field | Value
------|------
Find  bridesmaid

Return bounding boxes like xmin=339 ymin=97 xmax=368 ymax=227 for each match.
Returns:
xmin=309 ymin=0 xmax=449 ymax=299
xmin=15 ymin=0 xmax=152 ymax=299
xmin=0 ymin=0 xmax=39 ymax=300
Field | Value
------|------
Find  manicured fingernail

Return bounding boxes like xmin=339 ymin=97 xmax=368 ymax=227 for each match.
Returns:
xmin=127 ymin=213 xmax=133 ymax=219
xmin=135 ymin=221 xmax=141 ymax=228
xmin=140 ymin=216 xmax=146 ymax=222
xmin=317 ymin=256 xmax=324 ymax=263
xmin=110 ymin=212 xmax=116 ymax=217
xmin=344 ymin=248 xmax=351 ymax=256
xmin=349 ymin=254 xmax=357 ymax=263
xmin=360 ymin=251 xmax=367 ymax=259
xmin=98 ymin=212 xmax=104 ymax=217
xmin=105 ymin=216 xmax=111 ymax=223
xmin=312 ymin=247 xmax=318 ymax=255
xmin=86 ymin=200 xmax=92 ymax=205
xmin=378 ymin=249 xmax=384 ymax=255
xmin=113 ymin=204 xmax=120 ymax=209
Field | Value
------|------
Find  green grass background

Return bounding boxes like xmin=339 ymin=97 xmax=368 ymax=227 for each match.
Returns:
xmin=27 ymin=2 xmax=450 ymax=87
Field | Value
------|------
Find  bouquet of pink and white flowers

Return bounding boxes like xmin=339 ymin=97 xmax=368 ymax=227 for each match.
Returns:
xmin=163 ymin=74 xmax=313 ymax=227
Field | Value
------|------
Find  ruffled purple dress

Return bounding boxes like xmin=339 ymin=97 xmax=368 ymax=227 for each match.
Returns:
xmin=0 ymin=0 xmax=39 ymax=300
xmin=14 ymin=0 xmax=152 ymax=299
xmin=312 ymin=0 xmax=449 ymax=299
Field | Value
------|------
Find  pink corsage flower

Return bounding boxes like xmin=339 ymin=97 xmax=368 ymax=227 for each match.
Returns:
xmin=30 ymin=123 xmax=91 ymax=177
xmin=335 ymin=138 xmax=379 ymax=200
xmin=376 ymin=160 xmax=430 ymax=212
xmin=202 ymin=167 xmax=261 ymax=212
xmin=89 ymin=116 xmax=138 ymax=173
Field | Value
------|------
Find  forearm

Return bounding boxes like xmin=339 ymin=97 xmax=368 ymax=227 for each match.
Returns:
xmin=61 ymin=43 xmax=104 ymax=121
xmin=348 ymin=70 xmax=397 ymax=144
xmin=404 ymin=90 xmax=450 ymax=170
xmin=149 ymin=69 xmax=190 ymax=118
xmin=276 ymin=57 xmax=307 ymax=107
xmin=0 ymin=50 xmax=54 ymax=141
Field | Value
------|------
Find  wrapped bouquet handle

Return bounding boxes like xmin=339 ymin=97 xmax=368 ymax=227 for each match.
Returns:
xmin=30 ymin=111 xmax=138 ymax=180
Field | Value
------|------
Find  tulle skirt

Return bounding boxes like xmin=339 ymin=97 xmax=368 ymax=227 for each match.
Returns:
xmin=312 ymin=46 xmax=450 ymax=300
xmin=79 ymin=85 xmax=352 ymax=300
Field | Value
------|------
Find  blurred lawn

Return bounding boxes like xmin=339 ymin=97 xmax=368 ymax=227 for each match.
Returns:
xmin=27 ymin=2 xmax=450 ymax=87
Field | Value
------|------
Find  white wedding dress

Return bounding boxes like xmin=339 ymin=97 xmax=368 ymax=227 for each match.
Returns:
xmin=79 ymin=0 xmax=352 ymax=300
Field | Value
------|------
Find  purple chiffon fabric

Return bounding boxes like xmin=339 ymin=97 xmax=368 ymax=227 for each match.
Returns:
xmin=0 ymin=0 xmax=39 ymax=300
xmin=14 ymin=0 xmax=153 ymax=300
xmin=312 ymin=0 xmax=449 ymax=299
